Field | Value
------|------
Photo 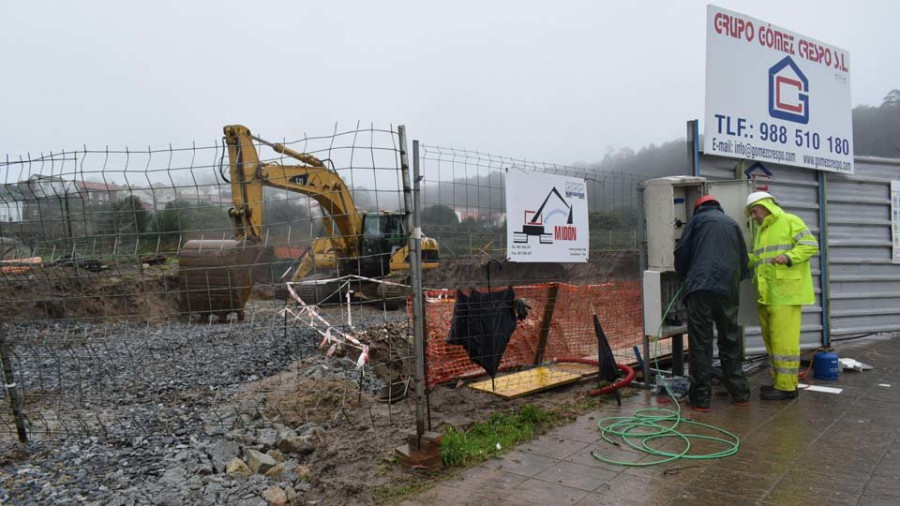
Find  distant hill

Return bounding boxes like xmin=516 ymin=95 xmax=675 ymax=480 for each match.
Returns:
xmin=579 ymin=139 xmax=689 ymax=179
xmin=852 ymin=89 xmax=900 ymax=157
xmin=585 ymin=89 xmax=900 ymax=175
xmin=421 ymin=89 xmax=900 ymax=212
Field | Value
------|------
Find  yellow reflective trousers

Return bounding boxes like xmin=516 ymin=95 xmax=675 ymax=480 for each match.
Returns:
xmin=757 ymin=304 xmax=802 ymax=391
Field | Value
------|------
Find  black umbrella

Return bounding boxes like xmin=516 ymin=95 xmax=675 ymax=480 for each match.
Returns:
xmin=593 ymin=307 xmax=621 ymax=405
xmin=594 ymin=310 xmax=618 ymax=385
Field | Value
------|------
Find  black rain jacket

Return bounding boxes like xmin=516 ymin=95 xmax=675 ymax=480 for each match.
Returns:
xmin=674 ymin=202 xmax=749 ymax=300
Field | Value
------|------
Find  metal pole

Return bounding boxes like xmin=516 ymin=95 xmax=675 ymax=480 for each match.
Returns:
xmin=818 ymin=171 xmax=832 ymax=347
xmin=412 ymin=140 xmax=433 ymax=431
xmin=64 ymin=190 xmax=74 ymax=245
xmin=637 ymin=185 xmax=651 ymax=388
xmin=0 ymin=331 xmax=28 ymax=443
xmin=687 ymin=119 xmax=701 ymax=177
xmin=400 ymin=127 xmax=426 ymax=439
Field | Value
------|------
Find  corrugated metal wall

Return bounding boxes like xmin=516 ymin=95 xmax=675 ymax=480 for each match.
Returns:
xmin=692 ymin=135 xmax=900 ymax=352
xmin=826 ymin=157 xmax=900 ymax=337
xmin=697 ymin=153 xmax=824 ymax=352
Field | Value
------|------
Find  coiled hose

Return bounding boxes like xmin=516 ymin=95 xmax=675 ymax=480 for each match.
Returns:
xmin=587 ymin=287 xmax=741 ymax=466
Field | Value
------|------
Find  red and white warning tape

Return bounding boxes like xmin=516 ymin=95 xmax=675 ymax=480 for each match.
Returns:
xmin=289 ymin=274 xmax=409 ymax=288
xmin=280 ymin=283 xmax=369 ymax=369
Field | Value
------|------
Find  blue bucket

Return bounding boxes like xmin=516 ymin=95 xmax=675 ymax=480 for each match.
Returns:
xmin=813 ymin=351 xmax=840 ymax=381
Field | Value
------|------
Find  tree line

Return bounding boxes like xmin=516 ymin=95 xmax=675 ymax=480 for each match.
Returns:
xmin=3 ymin=195 xmax=319 ymax=260
xmin=852 ymin=89 xmax=900 ymax=157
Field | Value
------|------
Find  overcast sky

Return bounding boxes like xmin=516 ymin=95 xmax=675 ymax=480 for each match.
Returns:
xmin=2 ymin=0 xmax=897 ymax=165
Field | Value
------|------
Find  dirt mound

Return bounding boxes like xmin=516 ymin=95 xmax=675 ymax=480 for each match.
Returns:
xmin=0 ymin=265 xmax=181 ymax=323
xmin=423 ymin=250 xmax=639 ymax=289
xmin=262 ymin=376 xmax=362 ymax=426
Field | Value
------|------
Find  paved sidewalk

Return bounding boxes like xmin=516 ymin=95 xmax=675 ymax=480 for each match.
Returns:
xmin=404 ymin=335 xmax=900 ymax=505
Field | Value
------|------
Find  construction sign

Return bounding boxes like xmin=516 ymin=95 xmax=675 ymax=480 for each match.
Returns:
xmin=505 ymin=170 xmax=589 ymax=263
xmin=704 ymin=5 xmax=853 ymax=174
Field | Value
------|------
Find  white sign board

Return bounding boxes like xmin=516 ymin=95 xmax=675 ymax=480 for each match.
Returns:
xmin=505 ymin=171 xmax=589 ymax=263
xmin=704 ymin=5 xmax=853 ymax=174
xmin=892 ymin=181 xmax=900 ymax=264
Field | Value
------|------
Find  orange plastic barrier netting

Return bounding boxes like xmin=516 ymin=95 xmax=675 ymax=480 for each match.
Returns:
xmin=422 ymin=281 xmax=642 ymax=388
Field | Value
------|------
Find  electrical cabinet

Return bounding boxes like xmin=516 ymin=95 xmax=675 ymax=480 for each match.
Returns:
xmin=642 ymin=176 xmax=756 ymax=338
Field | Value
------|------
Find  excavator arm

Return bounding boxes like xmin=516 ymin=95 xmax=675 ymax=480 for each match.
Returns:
xmin=222 ymin=124 xmax=362 ymax=257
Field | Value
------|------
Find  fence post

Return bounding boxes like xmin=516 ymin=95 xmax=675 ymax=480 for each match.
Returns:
xmin=412 ymin=139 xmax=432 ymax=431
xmin=399 ymin=127 xmax=427 ymax=440
xmin=818 ymin=171 xmax=831 ymax=347
xmin=0 ymin=330 xmax=28 ymax=443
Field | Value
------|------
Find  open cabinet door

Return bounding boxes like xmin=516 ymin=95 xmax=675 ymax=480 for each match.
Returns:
xmin=706 ymin=179 xmax=758 ymax=327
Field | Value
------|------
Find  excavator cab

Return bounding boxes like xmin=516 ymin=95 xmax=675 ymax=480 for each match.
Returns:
xmin=359 ymin=212 xmax=407 ymax=277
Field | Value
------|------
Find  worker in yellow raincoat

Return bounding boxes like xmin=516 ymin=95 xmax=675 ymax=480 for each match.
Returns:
xmin=746 ymin=191 xmax=819 ymax=400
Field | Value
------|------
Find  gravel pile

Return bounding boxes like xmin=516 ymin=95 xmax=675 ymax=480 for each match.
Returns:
xmin=0 ymin=307 xmax=409 ymax=505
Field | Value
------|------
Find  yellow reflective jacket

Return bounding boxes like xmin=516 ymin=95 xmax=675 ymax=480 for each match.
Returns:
xmin=748 ymin=200 xmax=819 ymax=306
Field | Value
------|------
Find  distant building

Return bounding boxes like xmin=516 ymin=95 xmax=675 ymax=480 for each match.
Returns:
xmin=452 ymin=206 xmax=504 ymax=226
xmin=16 ymin=175 xmax=77 ymax=222
xmin=18 ymin=174 xmax=75 ymax=200
xmin=177 ymin=188 xmax=232 ymax=207
xmin=73 ymin=180 xmax=124 ymax=205
xmin=0 ymin=184 xmax=24 ymax=223
xmin=127 ymin=186 xmax=179 ymax=211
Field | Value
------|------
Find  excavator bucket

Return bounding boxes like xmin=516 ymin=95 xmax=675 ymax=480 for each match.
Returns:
xmin=178 ymin=240 xmax=263 ymax=321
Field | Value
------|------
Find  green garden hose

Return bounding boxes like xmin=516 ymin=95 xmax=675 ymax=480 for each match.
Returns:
xmin=591 ymin=287 xmax=741 ymax=466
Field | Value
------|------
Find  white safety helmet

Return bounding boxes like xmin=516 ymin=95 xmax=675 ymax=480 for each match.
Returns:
xmin=746 ymin=191 xmax=776 ymax=210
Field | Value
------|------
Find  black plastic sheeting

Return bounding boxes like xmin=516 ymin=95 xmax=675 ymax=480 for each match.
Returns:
xmin=446 ymin=287 xmax=521 ymax=378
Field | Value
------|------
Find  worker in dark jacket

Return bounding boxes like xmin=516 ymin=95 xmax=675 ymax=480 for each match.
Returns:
xmin=675 ymin=195 xmax=751 ymax=410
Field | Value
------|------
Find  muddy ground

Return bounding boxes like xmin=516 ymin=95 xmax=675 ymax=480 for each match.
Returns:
xmin=245 ymin=334 xmax=623 ymax=505
xmin=0 ymin=251 xmax=639 ymax=504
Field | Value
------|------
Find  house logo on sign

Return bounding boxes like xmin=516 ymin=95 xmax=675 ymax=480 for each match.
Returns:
xmin=768 ymin=56 xmax=809 ymax=124
xmin=744 ymin=161 xmax=773 ymax=192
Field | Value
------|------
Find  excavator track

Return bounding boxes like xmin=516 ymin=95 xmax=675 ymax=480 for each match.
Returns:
xmin=290 ymin=276 xmax=409 ymax=309
xmin=374 ymin=280 xmax=410 ymax=310
xmin=286 ymin=275 xmax=409 ymax=310
xmin=292 ymin=273 xmax=348 ymax=306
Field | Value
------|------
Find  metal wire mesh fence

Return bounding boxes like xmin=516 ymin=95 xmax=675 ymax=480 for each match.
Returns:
xmin=415 ymin=145 xmax=648 ymax=396
xmin=0 ymin=124 xmax=419 ymax=443
xmin=0 ymin=126 xmax=655 ymax=504
xmin=0 ymin=132 xmax=653 ymax=436
xmin=417 ymin=146 xmax=644 ymax=258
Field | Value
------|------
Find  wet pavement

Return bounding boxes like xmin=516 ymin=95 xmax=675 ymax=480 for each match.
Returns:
xmin=404 ymin=334 xmax=900 ymax=505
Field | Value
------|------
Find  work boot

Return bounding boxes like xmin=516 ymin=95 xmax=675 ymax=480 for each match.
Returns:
xmin=760 ymin=388 xmax=798 ymax=401
xmin=685 ymin=398 xmax=710 ymax=412
xmin=730 ymin=391 xmax=750 ymax=404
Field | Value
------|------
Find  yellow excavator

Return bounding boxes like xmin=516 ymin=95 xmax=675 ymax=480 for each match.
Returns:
xmin=178 ymin=124 xmax=439 ymax=319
